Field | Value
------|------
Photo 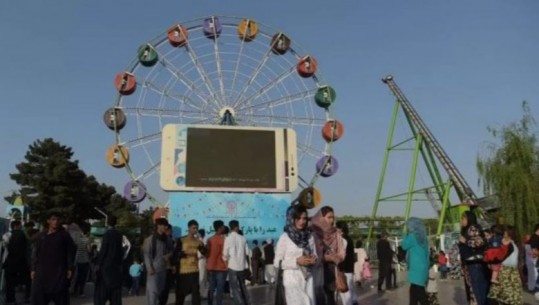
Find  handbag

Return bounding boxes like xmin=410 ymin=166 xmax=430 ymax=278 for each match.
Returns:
xmin=274 ymin=260 xmax=287 ymax=305
xmin=335 ymin=266 xmax=349 ymax=293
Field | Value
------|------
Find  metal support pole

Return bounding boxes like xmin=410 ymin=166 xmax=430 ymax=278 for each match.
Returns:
xmin=436 ymin=180 xmax=453 ymax=236
xmin=367 ymin=100 xmax=401 ymax=248
xmin=94 ymin=207 xmax=108 ymax=227
xmin=403 ymin=134 xmax=423 ymax=227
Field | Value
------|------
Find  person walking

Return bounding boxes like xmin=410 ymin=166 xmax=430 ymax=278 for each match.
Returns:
xmin=198 ymin=229 xmax=209 ymax=299
xmin=311 ymin=206 xmax=345 ymax=305
xmin=31 ymin=212 xmax=76 ymax=305
xmin=376 ymin=233 xmax=393 ymax=292
xmin=263 ymin=239 xmax=276 ymax=286
xmin=175 ymin=219 xmax=205 ymax=305
xmin=94 ymin=216 xmax=124 ymax=305
xmin=4 ymin=220 xmax=28 ymax=305
xmin=206 ymin=220 xmax=227 ymax=305
xmin=401 ymin=217 xmax=429 ymax=305
xmin=336 ymin=221 xmax=359 ymax=305
xmin=144 ymin=218 xmax=172 ymax=305
xmin=274 ymin=205 xmax=317 ymax=305
xmin=250 ymin=240 xmax=262 ymax=285
xmin=73 ymin=223 xmax=91 ymax=297
xmin=223 ymin=219 xmax=251 ymax=305
xmin=353 ymin=240 xmax=367 ymax=286
xmin=128 ymin=257 xmax=143 ymax=296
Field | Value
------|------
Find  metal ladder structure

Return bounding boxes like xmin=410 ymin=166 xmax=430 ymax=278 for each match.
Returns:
xmin=367 ymin=75 xmax=481 ymax=243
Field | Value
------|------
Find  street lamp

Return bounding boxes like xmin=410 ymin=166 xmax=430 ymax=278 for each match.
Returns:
xmin=94 ymin=207 xmax=108 ymax=226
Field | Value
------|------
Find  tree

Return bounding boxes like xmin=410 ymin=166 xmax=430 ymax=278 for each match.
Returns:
xmin=7 ymin=138 xmax=137 ymax=225
xmin=477 ymin=102 xmax=539 ymax=236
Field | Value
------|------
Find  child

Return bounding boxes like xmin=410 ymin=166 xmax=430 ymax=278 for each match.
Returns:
xmin=129 ymin=257 xmax=143 ymax=296
xmin=484 ymin=225 xmax=504 ymax=283
xmin=426 ymin=261 xmax=439 ymax=305
xmin=362 ymin=257 xmax=373 ymax=288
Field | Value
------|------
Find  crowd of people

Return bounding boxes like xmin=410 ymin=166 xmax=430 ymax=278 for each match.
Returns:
xmin=2 ymin=207 xmax=538 ymax=305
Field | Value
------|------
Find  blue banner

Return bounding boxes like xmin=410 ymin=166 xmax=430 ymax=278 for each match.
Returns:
xmin=168 ymin=192 xmax=291 ymax=243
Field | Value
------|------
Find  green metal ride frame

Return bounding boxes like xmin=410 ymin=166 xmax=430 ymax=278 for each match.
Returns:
xmin=367 ymin=76 xmax=477 ymax=244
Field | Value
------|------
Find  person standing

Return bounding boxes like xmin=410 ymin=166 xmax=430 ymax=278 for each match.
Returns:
xmin=4 ymin=220 xmax=28 ymax=305
xmin=206 ymin=220 xmax=227 ymax=305
xmin=263 ymin=239 xmax=276 ymax=286
xmin=197 ymin=229 xmax=208 ymax=298
xmin=94 ymin=215 xmax=124 ymax=305
xmin=458 ymin=211 xmax=488 ymax=305
xmin=73 ymin=223 xmax=91 ymax=297
xmin=159 ymin=223 xmax=176 ymax=305
xmin=311 ymin=206 xmax=345 ymax=305
xmin=175 ymin=219 xmax=205 ymax=305
xmin=274 ymin=205 xmax=317 ymax=305
xmin=250 ymin=240 xmax=262 ymax=285
xmin=223 ymin=219 xmax=251 ymax=305
xmin=488 ymin=225 xmax=523 ymax=305
xmin=401 ymin=217 xmax=429 ymax=305
xmin=144 ymin=218 xmax=171 ymax=305
xmin=376 ymin=233 xmax=393 ymax=292
xmin=31 ymin=212 xmax=76 ymax=305
xmin=336 ymin=221 xmax=359 ymax=305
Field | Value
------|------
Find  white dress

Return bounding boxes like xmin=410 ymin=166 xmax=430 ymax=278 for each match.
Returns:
xmin=354 ymin=247 xmax=367 ymax=281
xmin=274 ymin=233 xmax=316 ymax=305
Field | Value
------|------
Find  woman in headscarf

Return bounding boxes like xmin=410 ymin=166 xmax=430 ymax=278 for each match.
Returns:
xmin=274 ymin=205 xmax=317 ymax=305
xmin=458 ymin=210 xmax=489 ymax=305
xmin=487 ymin=225 xmax=523 ymax=305
xmin=401 ymin=217 xmax=429 ymax=305
xmin=310 ymin=206 xmax=345 ymax=305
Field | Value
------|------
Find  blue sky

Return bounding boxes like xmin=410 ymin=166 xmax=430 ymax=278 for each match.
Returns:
xmin=1 ymin=0 xmax=538 ymax=219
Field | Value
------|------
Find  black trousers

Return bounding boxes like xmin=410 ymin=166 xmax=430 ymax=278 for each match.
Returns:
xmin=175 ymin=272 xmax=200 ymax=305
xmin=94 ymin=282 xmax=122 ymax=305
xmin=5 ymin=271 xmax=22 ymax=303
xmin=32 ymin=289 xmax=69 ymax=305
xmin=409 ymin=284 xmax=428 ymax=305
xmin=159 ymin=270 xmax=174 ymax=305
xmin=378 ymin=262 xmax=392 ymax=290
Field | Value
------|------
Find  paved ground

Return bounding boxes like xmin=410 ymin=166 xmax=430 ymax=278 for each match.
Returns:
xmin=14 ymin=272 xmax=538 ymax=304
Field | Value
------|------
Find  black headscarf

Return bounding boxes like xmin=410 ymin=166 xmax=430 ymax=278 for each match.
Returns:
xmin=284 ymin=205 xmax=312 ymax=255
xmin=461 ymin=210 xmax=479 ymax=236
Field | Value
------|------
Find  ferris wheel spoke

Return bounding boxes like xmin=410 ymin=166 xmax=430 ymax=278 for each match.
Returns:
xmin=229 ymin=34 xmax=249 ymax=107
xmin=232 ymin=66 xmax=296 ymax=109
xmin=136 ymin=161 xmax=161 ymax=181
xmin=297 ymin=142 xmax=325 ymax=158
xmin=185 ymin=43 xmax=224 ymax=109
xmin=140 ymin=82 xmax=203 ymax=111
xmin=123 ymin=106 xmax=206 ymax=119
xmin=152 ymin=49 xmax=213 ymax=106
xmin=235 ymin=89 xmax=317 ymax=112
xmin=122 ymin=132 xmax=162 ymax=149
xmin=231 ymin=44 xmax=277 ymax=109
xmin=236 ymin=113 xmax=325 ymax=126
xmin=211 ymin=29 xmax=226 ymax=104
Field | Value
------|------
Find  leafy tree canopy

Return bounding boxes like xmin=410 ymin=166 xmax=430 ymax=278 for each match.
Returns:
xmin=477 ymin=102 xmax=539 ymax=236
xmin=6 ymin=138 xmax=137 ymax=225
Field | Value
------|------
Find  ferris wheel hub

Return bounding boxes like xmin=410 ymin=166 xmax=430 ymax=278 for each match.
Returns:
xmin=219 ymin=107 xmax=236 ymax=119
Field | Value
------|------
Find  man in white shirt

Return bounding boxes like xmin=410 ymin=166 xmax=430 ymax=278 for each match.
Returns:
xmin=222 ymin=220 xmax=251 ymax=305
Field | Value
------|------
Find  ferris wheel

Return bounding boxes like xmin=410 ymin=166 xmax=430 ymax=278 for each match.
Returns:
xmin=103 ymin=16 xmax=344 ymax=206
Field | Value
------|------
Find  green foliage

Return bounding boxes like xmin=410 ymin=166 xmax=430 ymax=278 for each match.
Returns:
xmin=6 ymin=138 xmax=137 ymax=225
xmin=477 ymin=102 xmax=539 ymax=236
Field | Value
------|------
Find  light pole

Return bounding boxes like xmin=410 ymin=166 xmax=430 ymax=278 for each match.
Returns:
xmin=94 ymin=207 xmax=108 ymax=226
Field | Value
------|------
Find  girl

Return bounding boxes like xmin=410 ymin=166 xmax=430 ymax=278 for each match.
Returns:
xmin=362 ymin=257 xmax=373 ymax=288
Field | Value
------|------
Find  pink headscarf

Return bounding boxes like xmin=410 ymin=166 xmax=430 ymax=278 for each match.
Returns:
xmin=310 ymin=209 xmax=344 ymax=262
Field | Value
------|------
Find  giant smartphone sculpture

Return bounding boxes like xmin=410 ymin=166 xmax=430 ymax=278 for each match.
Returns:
xmin=161 ymin=124 xmax=298 ymax=193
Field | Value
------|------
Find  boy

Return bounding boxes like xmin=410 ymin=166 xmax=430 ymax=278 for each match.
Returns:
xmin=129 ymin=257 xmax=143 ymax=296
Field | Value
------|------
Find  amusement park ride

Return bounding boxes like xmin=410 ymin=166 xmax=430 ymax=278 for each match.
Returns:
xmin=367 ymin=76 xmax=488 ymax=242
xmin=103 ymin=16 xmax=342 ymax=239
